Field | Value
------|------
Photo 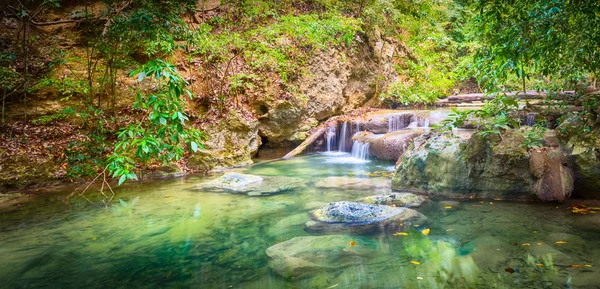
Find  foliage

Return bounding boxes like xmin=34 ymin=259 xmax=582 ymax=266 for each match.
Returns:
xmin=440 ymin=94 xmax=521 ymax=138
xmin=107 ymin=59 xmax=205 ymax=185
xmin=465 ymin=0 xmax=600 ymax=92
xmin=519 ymin=125 xmax=546 ymax=150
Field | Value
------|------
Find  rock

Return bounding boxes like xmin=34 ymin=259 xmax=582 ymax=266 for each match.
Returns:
xmin=187 ymin=110 xmax=261 ymax=172
xmin=315 ymin=176 xmax=391 ymax=191
xmin=529 ymin=148 xmax=574 ymax=202
xmin=265 ymin=235 xmax=380 ymax=279
xmin=144 ymin=165 xmax=184 ymax=179
xmin=193 ymin=173 xmax=306 ymax=196
xmin=305 ymin=201 xmax=427 ymax=234
xmin=392 ymin=129 xmax=575 ymax=201
xmin=358 ymin=192 xmax=429 ymax=208
xmin=570 ymin=147 xmax=600 ymax=198
xmin=353 ymin=129 xmax=423 ymax=161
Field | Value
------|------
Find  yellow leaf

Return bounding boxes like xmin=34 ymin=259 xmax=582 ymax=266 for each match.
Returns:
xmin=555 ymin=241 xmax=568 ymax=245
xmin=393 ymin=232 xmax=409 ymax=236
xmin=411 ymin=261 xmax=421 ymax=265
xmin=585 ymin=264 xmax=593 ymax=267
xmin=537 ymin=242 xmax=544 ymax=246
xmin=489 ymin=202 xmax=494 ymax=205
xmin=521 ymin=243 xmax=531 ymax=247
xmin=536 ymin=264 xmax=544 ymax=267
xmin=421 ymin=228 xmax=431 ymax=236
xmin=444 ymin=205 xmax=453 ymax=209
xmin=416 ymin=277 xmax=424 ymax=280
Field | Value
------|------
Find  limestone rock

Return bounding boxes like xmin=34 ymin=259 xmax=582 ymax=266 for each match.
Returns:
xmin=265 ymin=235 xmax=379 ymax=279
xmin=358 ymin=192 xmax=429 ymax=208
xmin=305 ymin=201 xmax=427 ymax=234
xmin=529 ymin=148 xmax=573 ymax=202
xmin=187 ymin=110 xmax=261 ymax=172
xmin=193 ymin=173 xmax=306 ymax=196
xmin=392 ymin=129 xmax=575 ymax=201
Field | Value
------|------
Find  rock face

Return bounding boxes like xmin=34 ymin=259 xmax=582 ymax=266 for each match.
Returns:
xmin=265 ymin=235 xmax=379 ymax=279
xmin=193 ymin=172 xmax=305 ymax=196
xmin=305 ymin=201 xmax=427 ymax=234
xmin=392 ymin=129 xmax=574 ymax=201
xmin=315 ymin=176 xmax=391 ymax=191
xmin=187 ymin=110 xmax=261 ymax=172
xmin=357 ymin=192 xmax=429 ymax=208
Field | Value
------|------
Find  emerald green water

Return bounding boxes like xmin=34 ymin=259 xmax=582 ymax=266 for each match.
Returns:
xmin=1 ymin=154 xmax=599 ymax=288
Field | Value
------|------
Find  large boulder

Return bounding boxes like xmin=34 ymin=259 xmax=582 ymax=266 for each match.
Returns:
xmin=192 ymin=172 xmax=306 ymax=196
xmin=305 ymin=201 xmax=427 ymax=234
xmin=392 ymin=129 xmax=575 ymax=201
xmin=357 ymin=192 xmax=430 ymax=208
xmin=265 ymin=235 xmax=380 ymax=279
xmin=188 ymin=110 xmax=261 ymax=172
xmin=353 ymin=129 xmax=424 ymax=161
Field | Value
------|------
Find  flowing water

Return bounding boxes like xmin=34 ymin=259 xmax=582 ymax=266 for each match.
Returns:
xmin=1 ymin=154 xmax=600 ymax=289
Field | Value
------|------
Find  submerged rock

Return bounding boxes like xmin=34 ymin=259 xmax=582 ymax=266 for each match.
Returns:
xmin=315 ymin=176 xmax=391 ymax=191
xmin=357 ymin=192 xmax=429 ymax=208
xmin=192 ymin=172 xmax=306 ymax=196
xmin=265 ymin=235 xmax=379 ymax=279
xmin=305 ymin=201 xmax=426 ymax=234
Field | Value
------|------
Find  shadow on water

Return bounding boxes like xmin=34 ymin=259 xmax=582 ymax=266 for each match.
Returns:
xmin=1 ymin=154 xmax=600 ymax=288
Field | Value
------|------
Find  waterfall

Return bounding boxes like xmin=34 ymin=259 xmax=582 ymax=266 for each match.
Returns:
xmin=350 ymin=141 xmax=370 ymax=160
xmin=525 ymin=113 xmax=536 ymax=126
xmin=338 ymin=121 xmax=348 ymax=152
xmin=326 ymin=125 xmax=336 ymax=151
xmin=388 ymin=114 xmax=407 ymax=132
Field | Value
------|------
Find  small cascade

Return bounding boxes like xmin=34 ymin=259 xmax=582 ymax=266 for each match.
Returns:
xmin=388 ymin=114 xmax=407 ymax=132
xmin=350 ymin=141 xmax=370 ymax=160
xmin=421 ymin=117 xmax=430 ymax=128
xmin=326 ymin=125 xmax=336 ymax=151
xmin=407 ymin=121 xmax=418 ymax=129
xmin=356 ymin=122 xmax=360 ymax=133
xmin=338 ymin=121 xmax=349 ymax=152
xmin=525 ymin=113 xmax=536 ymax=126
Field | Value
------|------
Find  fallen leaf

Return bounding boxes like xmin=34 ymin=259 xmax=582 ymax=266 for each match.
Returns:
xmin=446 ymin=228 xmax=454 ymax=232
xmin=536 ymin=264 xmax=544 ymax=267
xmin=444 ymin=205 xmax=453 ymax=209
xmin=584 ymin=264 xmax=593 ymax=267
xmin=349 ymin=241 xmax=356 ymax=246
xmin=537 ymin=242 xmax=544 ymax=246
xmin=568 ymin=264 xmax=584 ymax=268
xmin=416 ymin=276 xmax=423 ymax=280
xmin=505 ymin=268 xmax=515 ymax=274
xmin=521 ymin=243 xmax=531 ymax=247
xmin=411 ymin=261 xmax=421 ymax=265
xmin=490 ymin=202 xmax=494 ymax=205
xmin=421 ymin=228 xmax=431 ymax=236
xmin=393 ymin=232 xmax=409 ymax=236
xmin=555 ymin=241 xmax=568 ymax=245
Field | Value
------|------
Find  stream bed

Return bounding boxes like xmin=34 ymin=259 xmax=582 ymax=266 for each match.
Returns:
xmin=1 ymin=154 xmax=600 ymax=288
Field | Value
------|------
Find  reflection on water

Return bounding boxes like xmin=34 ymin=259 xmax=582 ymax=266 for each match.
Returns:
xmin=1 ymin=154 xmax=599 ymax=288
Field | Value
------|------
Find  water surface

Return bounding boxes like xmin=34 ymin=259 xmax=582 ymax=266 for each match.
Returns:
xmin=1 ymin=154 xmax=599 ymax=288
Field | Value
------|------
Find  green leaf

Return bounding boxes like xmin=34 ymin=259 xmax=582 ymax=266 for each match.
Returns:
xmin=191 ymin=141 xmax=198 ymax=153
